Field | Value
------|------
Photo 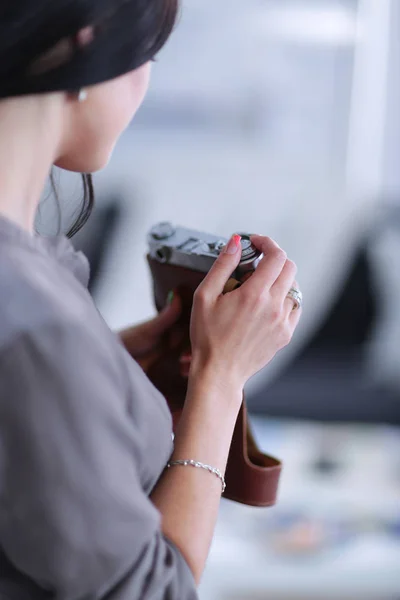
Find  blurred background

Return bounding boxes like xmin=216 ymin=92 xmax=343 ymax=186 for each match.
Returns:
xmin=42 ymin=0 xmax=400 ymax=598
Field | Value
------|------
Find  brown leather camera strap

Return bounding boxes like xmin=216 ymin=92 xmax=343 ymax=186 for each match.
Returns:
xmin=224 ymin=401 xmax=282 ymax=507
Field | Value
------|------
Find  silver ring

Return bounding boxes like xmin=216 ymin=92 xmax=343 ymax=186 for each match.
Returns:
xmin=287 ymin=287 xmax=303 ymax=311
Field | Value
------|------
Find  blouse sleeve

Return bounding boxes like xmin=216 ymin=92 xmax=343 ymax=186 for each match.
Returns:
xmin=0 ymin=320 xmax=197 ymax=600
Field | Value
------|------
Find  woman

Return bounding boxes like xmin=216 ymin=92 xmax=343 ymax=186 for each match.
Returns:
xmin=0 ymin=1 xmax=302 ymax=598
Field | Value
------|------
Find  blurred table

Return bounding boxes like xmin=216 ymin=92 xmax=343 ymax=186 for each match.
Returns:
xmin=199 ymin=418 xmax=400 ymax=600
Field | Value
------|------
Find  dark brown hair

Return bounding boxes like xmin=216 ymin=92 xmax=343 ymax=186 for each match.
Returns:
xmin=66 ymin=174 xmax=95 ymax=238
xmin=0 ymin=0 xmax=179 ymax=235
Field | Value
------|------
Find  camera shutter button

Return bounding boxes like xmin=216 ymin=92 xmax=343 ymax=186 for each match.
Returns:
xmin=151 ymin=222 xmax=176 ymax=240
xmin=238 ymin=235 xmax=258 ymax=261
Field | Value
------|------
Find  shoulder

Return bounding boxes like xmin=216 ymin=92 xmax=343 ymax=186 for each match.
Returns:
xmin=0 ymin=239 xmax=92 ymax=351
xmin=0 ymin=242 xmax=126 ymax=401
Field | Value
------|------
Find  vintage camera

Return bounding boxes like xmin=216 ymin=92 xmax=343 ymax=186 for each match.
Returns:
xmin=148 ymin=221 xmax=263 ymax=292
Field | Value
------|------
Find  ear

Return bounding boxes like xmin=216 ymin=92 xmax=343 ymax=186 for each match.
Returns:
xmin=75 ymin=26 xmax=95 ymax=48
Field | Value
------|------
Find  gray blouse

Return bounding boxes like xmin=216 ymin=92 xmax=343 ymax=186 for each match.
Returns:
xmin=0 ymin=216 xmax=197 ymax=600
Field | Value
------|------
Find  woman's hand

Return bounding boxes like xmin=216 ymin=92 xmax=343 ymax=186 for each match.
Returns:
xmin=189 ymin=234 xmax=302 ymax=392
xmin=120 ymin=292 xmax=182 ymax=365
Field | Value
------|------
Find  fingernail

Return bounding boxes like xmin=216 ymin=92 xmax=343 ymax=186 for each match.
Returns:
xmin=224 ymin=234 xmax=241 ymax=255
xmin=180 ymin=351 xmax=192 ymax=363
xmin=167 ymin=290 xmax=174 ymax=305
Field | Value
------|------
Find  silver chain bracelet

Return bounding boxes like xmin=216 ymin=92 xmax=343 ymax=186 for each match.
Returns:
xmin=167 ymin=459 xmax=226 ymax=494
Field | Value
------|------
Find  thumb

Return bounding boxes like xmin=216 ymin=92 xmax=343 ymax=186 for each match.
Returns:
xmin=150 ymin=291 xmax=182 ymax=336
xmin=200 ymin=234 xmax=242 ymax=297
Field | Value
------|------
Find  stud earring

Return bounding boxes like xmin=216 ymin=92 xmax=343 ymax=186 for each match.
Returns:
xmin=78 ymin=89 xmax=88 ymax=103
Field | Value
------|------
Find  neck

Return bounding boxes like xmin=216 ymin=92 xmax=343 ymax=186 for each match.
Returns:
xmin=0 ymin=94 xmax=64 ymax=233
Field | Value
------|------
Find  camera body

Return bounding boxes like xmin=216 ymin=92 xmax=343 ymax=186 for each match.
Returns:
xmin=148 ymin=221 xmax=263 ymax=284
xmin=147 ymin=222 xmax=263 ymax=324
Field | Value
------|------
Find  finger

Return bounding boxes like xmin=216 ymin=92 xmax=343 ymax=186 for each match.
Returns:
xmin=288 ymin=303 xmax=302 ymax=329
xmin=197 ymin=234 xmax=242 ymax=299
xmin=284 ymin=298 xmax=296 ymax=317
xmin=180 ymin=363 xmax=191 ymax=379
xmin=240 ymin=235 xmax=287 ymax=295
xmin=271 ymin=260 xmax=298 ymax=303
xmin=179 ymin=351 xmax=192 ymax=379
xmin=149 ymin=291 xmax=182 ymax=336
xmin=180 ymin=350 xmax=192 ymax=362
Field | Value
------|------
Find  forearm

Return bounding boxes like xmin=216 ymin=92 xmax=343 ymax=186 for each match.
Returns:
xmin=150 ymin=372 xmax=242 ymax=585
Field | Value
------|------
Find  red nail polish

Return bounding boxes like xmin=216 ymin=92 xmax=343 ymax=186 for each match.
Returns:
xmin=224 ymin=234 xmax=242 ymax=255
